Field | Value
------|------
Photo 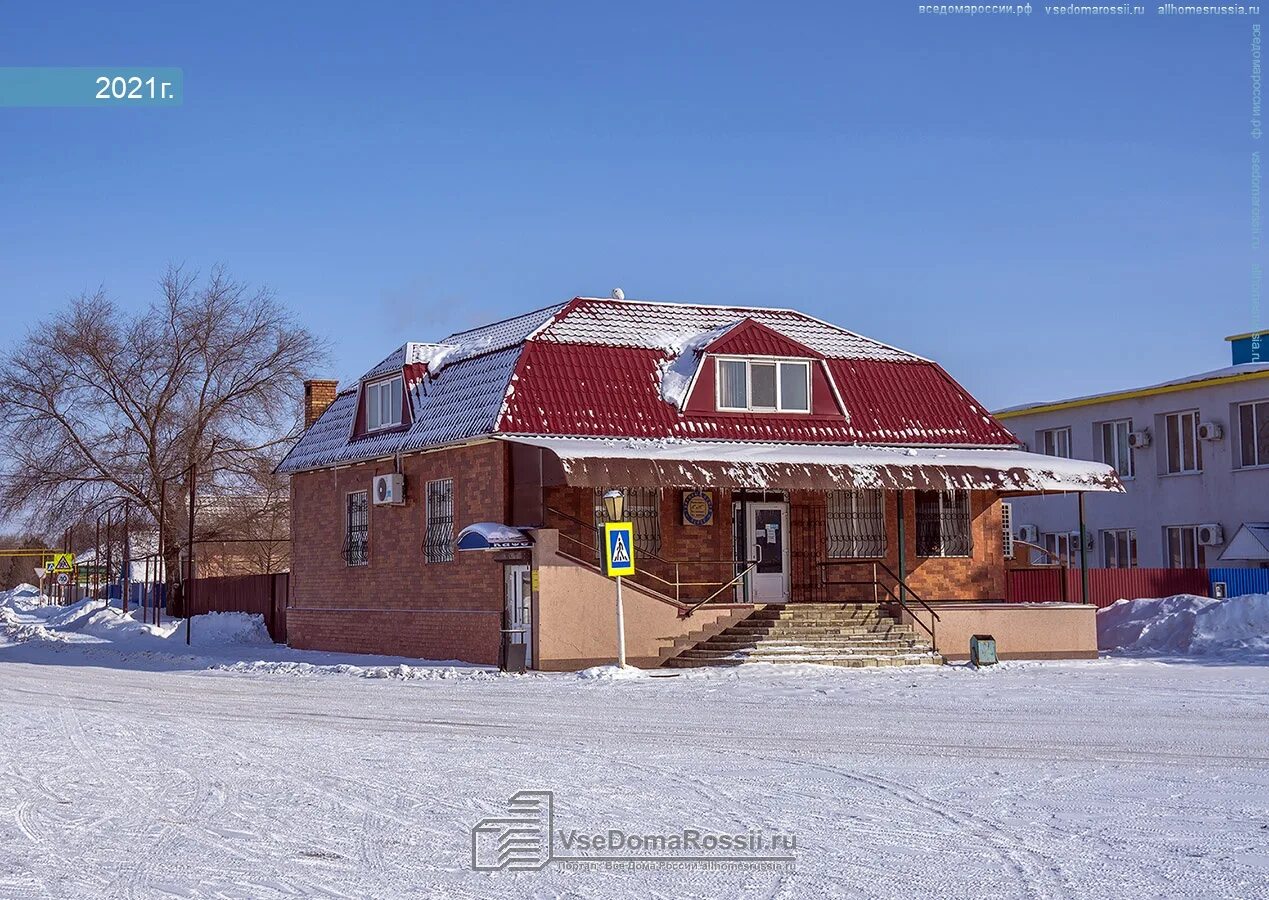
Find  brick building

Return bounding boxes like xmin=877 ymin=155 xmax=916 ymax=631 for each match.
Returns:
xmin=278 ymin=295 xmax=1120 ymax=669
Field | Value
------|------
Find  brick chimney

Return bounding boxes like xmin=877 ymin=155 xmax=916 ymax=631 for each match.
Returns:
xmin=303 ymin=379 xmax=339 ymax=428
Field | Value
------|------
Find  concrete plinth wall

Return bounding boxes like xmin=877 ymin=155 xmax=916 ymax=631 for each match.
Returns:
xmin=897 ymin=602 xmax=1099 ymax=661
xmin=531 ymin=530 xmax=749 ymax=670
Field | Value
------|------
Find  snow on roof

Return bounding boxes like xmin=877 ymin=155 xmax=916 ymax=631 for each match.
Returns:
xmin=504 ymin=435 xmax=1122 ymax=494
xmin=539 ymin=297 xmax=921 ymax=361
xmin=278 ymin=346 xmax=522 ymax=473
xmin=657 ymin=322 xmax=737 ymax=409
xmin=995 ymin=363 xmax=1269 ymax=418
xmin=280 ymin=295 xmax=1017 ymax=474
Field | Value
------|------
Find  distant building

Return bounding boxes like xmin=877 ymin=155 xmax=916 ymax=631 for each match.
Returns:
xmin=995 ymin=332 xmax=1269 ymax=570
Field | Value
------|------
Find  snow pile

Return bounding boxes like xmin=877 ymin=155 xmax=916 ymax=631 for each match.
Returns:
xmin=0 ymin=583 xmax=499 ymax=680
xmin=574 ymin=664 xmax=650 ymax=681
xmin=212 ymin=660 xmax=501 ymax=681
xmin=1098 ymin=593 xmax=1269 ymax=658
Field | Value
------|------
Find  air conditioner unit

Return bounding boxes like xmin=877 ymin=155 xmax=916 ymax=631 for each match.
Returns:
xmin=1197 ymin=421 xmax=1223 ymax=441
xmin=1017 ymin=524 xmax=1039 ymax=544
xmin=1196 ymin=523 xmax=1224 ymax=546
xmin=373 ymin=473 xmax=405 ymax=505
xmin=1128 ymin=429 xmax=1152 ymax=450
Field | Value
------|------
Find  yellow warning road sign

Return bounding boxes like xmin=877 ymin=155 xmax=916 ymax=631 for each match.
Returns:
xmin=602 ymin=522 xmax=636 ymax=578
xmin=49 ymin=552 xmax=75 ymax=573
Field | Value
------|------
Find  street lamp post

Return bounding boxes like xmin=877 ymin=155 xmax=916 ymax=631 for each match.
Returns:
xmin=602 ymin=489 xmax=628 ymax=668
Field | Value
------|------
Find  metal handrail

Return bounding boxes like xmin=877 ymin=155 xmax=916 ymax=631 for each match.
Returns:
xmin=680 ymin=562 xmax=758 ymax=619
xmin=816 ymin=559 xmax=941 ymax=642
xmin=546 ymin=506 xmax=758 ymax=610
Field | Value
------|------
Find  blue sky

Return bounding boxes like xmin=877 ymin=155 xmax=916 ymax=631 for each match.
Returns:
xmin=0 ymin=2 xmax=1259 ymax=408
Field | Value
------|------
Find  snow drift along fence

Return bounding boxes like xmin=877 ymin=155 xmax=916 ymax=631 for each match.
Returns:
xmin=187 ymin=572 xmax=288 ymax=643
xmin=1006 ymin=568 xmax=1211 ymax=608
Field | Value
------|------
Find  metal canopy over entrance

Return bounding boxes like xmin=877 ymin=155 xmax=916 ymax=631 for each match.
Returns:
xmin=503 ymin=436 xmax=1124 ymax=494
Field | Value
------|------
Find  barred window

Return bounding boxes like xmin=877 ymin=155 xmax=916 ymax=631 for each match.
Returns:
xmin=425 ymin=478 xmax=454 ymax=563
xmin=826 ymin=490 xmax=886 ymax=558
xmin=915 ymin=490 xmax=972 ymax=558
xmin=1000 ymin=501 xmax=1014 ymax=560
xmin=344 ymin=491 xmax=369 ymax=566
xmin=593 ymin=487 xmax=662 ymax=555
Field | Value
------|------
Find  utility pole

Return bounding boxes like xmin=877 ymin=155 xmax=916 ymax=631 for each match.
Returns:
xmin=157 ymin=478 xmax=166 ymax=626
xmin=186 ymin=464 xmax=196 ymax=645
xmin=121 ymin=498 xmax=130 ymax=615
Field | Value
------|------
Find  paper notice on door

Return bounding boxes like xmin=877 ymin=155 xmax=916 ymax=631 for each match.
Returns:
xmin=765 ymin=524 xmax=778 ymax=542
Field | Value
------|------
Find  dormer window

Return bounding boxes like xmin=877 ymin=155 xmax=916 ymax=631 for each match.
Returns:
xmin=715 ymin=357 xmax=811 ymax=413
xmin=365 ymin=375 xmax=403 ymax=431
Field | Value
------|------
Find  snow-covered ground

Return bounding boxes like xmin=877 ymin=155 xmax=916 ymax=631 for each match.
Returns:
xmin=1 ymin=586 xmax=1267 ymax=899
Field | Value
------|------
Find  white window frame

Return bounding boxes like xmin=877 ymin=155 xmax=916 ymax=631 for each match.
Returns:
xmin=365 ymin=375 xmax=404 ymax=432
xmin=715 ymin=357 xmax=811 ymax=414
xmin=1098 ymin=418 xmax=1135 ymax=479
xmin=1034 ymin=531 xmax=1077 ymax=567
xmin=1237 ymin=399 xmax=1269 ymax=468
xmin=1164 ymin=525 xmax=1204 ymax=568
xmin=1000 ymin=501 xmax=1014 ymax=560
xmin=1036 ymin=427 xmax=1072 ymax=459
xmin=1163 ymin=410 xmax=1202 ymax=475
xmin=1101 ymin=528 xmax=1137 ymax=569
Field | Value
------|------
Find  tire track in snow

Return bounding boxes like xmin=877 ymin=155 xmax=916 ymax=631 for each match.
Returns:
xmin=56 ymin=706 xmax=355 ymax=900
xmin=740 ymin=749 xmax=1071 ymax=900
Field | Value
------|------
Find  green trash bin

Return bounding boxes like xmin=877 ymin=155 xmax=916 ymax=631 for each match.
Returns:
xmin=970 ymin=634 xmax=997 ymax=667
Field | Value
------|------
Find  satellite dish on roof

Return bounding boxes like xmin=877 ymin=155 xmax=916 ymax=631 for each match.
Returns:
xmin=611 ymin=288 xmax=625 ymax=301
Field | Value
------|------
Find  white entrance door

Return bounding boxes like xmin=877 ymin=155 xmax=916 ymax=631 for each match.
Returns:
xmin=746 ymin=502 xmax=790 ymax=603
xmin=504 ymin=565 xmax=533 ymax=668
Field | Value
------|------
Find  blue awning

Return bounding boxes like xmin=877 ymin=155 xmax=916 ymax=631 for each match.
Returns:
xmin=456 ymin=522 xmax=534 ymax=552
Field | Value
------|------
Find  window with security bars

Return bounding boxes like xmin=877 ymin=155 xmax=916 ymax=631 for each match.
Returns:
xmin=425 ymin=478 xmax=454 ymax=563
xmin=593 ymin=488 xmax=662 ymax=555
xmin=1000 ymin=501 xmax=1014 ymax=560
xmin=826 ymin=490 xmax=886 ymax=558
xmin=915 ymin=490 xmax=972 ymax=558
xmin=344 ymin=491 xmax=369 ymax=566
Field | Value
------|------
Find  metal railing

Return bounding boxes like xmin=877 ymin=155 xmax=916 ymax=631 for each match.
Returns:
xmin=817 ymin=559 xmax=942 ymax=642
xmin=545 ymin=506 xmax=757 ymax=612
xmin=680 ymin=561 xmax=758 ymax=618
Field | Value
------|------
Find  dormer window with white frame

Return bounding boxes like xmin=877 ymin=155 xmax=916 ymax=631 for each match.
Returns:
xmin=365 ymin=375 xmax=403 ymax=431
xmin=715 ymin=357 xmax=811 ymax=413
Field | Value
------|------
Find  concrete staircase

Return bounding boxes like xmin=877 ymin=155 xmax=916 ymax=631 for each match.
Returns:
xmin=662 ymin=602 xmax=943 ymax=669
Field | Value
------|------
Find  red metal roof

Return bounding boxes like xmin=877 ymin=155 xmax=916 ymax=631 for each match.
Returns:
xmin=704 ymin=318 xmax=825 ymax=359
xmin=284 ymin=295 xmax=1019 ymax=473
xmin=499 ymin=342 xmax=1017 ymax=446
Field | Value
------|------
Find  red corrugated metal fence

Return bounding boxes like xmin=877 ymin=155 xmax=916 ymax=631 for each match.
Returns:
xmin=187 ymin=572 xmax=288 ymax=642
xmin=1006 ymin=568 xmax=1211 ymax=609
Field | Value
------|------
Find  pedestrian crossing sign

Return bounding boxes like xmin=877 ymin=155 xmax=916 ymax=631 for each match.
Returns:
xmin=602 ymin=522 xmax=636 ymax=578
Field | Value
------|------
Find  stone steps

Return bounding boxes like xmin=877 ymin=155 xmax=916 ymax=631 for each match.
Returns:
xmin=662 ymin=602 xmax=942 ymax=670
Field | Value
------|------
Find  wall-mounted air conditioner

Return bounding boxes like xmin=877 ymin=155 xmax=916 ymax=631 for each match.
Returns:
xmin=1196 ymin=523 xmax=1224 ymax=546
xmin=373 ymin=473 xmax=406 ymax=505
xmin=1128 ymin=429 xmax=1152 ymax=450
xmin=1017 ymin=524 xmax=1039 ymax=544
xmin=1197 ymin=421 xmax=1223 ymax=441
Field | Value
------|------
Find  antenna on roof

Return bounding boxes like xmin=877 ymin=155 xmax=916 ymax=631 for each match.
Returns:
xmin=611 ymin=288 xmax=625 ymax=301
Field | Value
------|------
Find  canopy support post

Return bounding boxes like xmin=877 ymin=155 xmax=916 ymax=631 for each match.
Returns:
xmin=1078 ymin=492 xmax=1090 ymax=605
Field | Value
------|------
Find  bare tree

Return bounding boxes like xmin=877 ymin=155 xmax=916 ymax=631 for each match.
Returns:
xmin=0 ymin=265 xmax=326 ymax=610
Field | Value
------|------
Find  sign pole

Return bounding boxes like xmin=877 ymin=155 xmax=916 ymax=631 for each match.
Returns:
xmin=615 ymin=574 xmax=627 ymax=668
